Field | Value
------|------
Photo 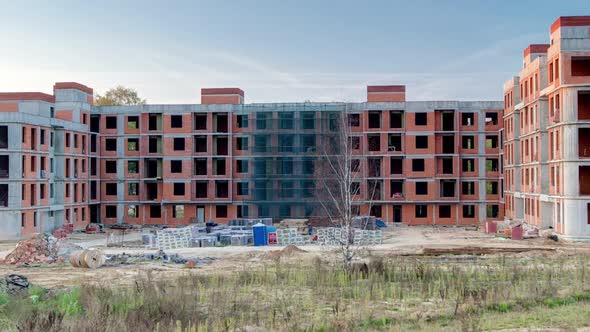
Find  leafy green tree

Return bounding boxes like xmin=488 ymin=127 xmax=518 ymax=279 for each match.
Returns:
xmin=94 ymin=86 xmax=146 ymax=106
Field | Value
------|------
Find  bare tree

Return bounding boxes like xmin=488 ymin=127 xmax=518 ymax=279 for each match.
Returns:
xmin=316 ymin=105 xmax=377 ymax=270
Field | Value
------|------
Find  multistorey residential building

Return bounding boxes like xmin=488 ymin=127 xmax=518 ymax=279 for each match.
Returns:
xmin=0 ymin=83 xmax=504 ymax=239
xmin=0 ymin=83 xmax=93 ymax=239
xmin=503 ymin=16 xmax=590 ymax=240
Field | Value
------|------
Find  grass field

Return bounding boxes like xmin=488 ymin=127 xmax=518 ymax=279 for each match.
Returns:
xmin=1 ymin=254 xmax=590 ymax=331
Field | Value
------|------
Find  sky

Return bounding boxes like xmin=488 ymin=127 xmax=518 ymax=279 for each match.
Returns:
xmin=0 ymin=0 xmax=588 ymax=103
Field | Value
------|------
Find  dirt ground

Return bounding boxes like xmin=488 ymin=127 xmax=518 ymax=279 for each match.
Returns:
xmin=1 ymin=224 xmax=589 ymax=288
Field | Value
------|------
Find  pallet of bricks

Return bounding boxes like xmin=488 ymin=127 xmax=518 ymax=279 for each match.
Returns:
xmin=276 ymin=228 xmax=311 ymax=246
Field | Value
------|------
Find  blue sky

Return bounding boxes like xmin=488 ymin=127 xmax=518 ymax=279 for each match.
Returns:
xmin=0 ymin=0 xmax=588 ymax=103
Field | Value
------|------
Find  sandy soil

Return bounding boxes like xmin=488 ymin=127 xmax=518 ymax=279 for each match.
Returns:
xmin=0 ymin=224 xmax=588 ymax=288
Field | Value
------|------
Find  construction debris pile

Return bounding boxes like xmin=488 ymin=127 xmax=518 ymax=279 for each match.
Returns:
xmin=105 ymin=250 xmax=214 ymax=267
xmin=3 ymin=234 xmax=83 ymax=265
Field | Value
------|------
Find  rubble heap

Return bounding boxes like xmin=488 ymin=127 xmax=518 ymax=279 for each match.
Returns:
xmin=4 ymin=234 xmax=58 ymax=264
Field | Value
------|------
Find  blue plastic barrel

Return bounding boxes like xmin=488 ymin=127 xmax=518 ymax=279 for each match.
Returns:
xmin=252 ymin=223 xmax=268 ymax=246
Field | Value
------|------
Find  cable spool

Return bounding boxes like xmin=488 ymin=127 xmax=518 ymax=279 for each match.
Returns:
xmin=69 ymin=250 xmax=105 ymax=268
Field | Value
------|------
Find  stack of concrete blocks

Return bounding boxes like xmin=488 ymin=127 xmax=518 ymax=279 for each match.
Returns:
xmin=277 ymin=228 xmax=311 ymax=245
xmin=316 ymin=227 xmax=382 ymax=246
xmin=156 ymin=227 xmax=192 ymax=250
xmin=353 ymin=229 xmax=383 ymax=245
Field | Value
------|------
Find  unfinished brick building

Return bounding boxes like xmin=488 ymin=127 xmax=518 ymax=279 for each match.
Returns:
xmin=0 ymin=82 xmax=504 ymax=239
xmin=503 ymin=16 xmax=590 ymax=240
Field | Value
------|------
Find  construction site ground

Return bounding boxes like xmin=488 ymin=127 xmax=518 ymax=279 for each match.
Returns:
xmin=0 ymin=224 xmax=587 ymax=289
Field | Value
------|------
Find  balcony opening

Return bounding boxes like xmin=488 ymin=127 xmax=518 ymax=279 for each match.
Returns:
xmin=462 ymin=181 xmax=475 ymax=195
xmin=486 ymin=158 xmax=499 ymax=172
xmin=415 ymin=135 xmax=428 ymax=149
xmin=216 ymin=181 xmax=229 ymax=198
xmin=90 ymin=134 xmax=96 ymax=153
xmin=149 ymin=114 xmax=162 ymax=131
xmin=572 ymin=57 xmax=590 ymax=76
xmin=0 ymin=126 xmax=7 ymax=149
xmin=416 ymin=181 xmax=428 ymax=195
xmin=441 ymin=157 xmax=453 ymax=174
xmin=0 ymin=155 xmax=8 ymax=178
xmin=146 ymin=182 xmax=158 ymax=200
xmin=150 ymin=205 xmax=161 ymax=218
xmin=90 ymin=181 xmax=97 ymax=200
xmin=442 ymin=135 xmax=455 ymax=153
xmin=486 ymin=181 xmax=499 ymax=195
xmin=578 ymin=91 xmax=590 ymax=120
xmin=580 ymin=166 xmax=590 ymax=195
xmin=90 ymin=158 xmax=97 ymax=176
xmin=171 ymin=115 xmax=183 ymax=128
xmin=194 ymin=113 xmax=207 ymax=130
xmin=194 ymin=136 xmax=207 ymax=153
xmin=390 ymin=157 xmax=403 ymax=174
xmin=388 ymin=134 xmax=401 ymax=151
xmin=0 ymin=184 xmax=7 ymax=207
xmin=215 ymin=113 xmax=228 ymax=133
xmin=145 ymin=159 xmax=161 ymax=178
xmin=214 ymin=158 xmax=226 ymax=175
xmin=370 ymin=205 xmax=382 ymax=218
xmin=194 ymin=158 xmax=207 ymax=175
xmin=215 ymin=137 xmax=228 ymax=155
xmin=440 ymin=180 xmax=456 ymax=197
xmin=412 ymin=159 xmax=425 ymax=172
xmin=580 ymin=128 xmax=590 ymax=158
xmin=462 ymin=112 xmax=474 ymax=126
xmin=441 ymin=111 xmax=454 ymax=131
xmin=462 ymin=135 xmax=475 ymax=149
xmin=390 ymin=111 xmax=404 ymax=128
xmin=368 ymin=111 xmax=381 ymax=128
xmin=485 ymin=135 xmax=498 ymax=149
xmin=390 ymin=180 xmax=404 ymax=198
xmin=148 ymin=136 xmax=161 ymax=153
xmin=368 ymin=134 xmax=380 ymax=152
xmin=195 ymin=181 xmax=208 ymax=198
xmin=367 ymin=180 xmax=382 ymax=200
xmin=368 ymin=158 xmax=381 ymax=177
xmin=485 ymin=112 xmax=498 ymax=126
xmin=439 ymin=205 xmax=451 ymax=218
xmin=90 ymin=115 xmax=100 ymax=133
